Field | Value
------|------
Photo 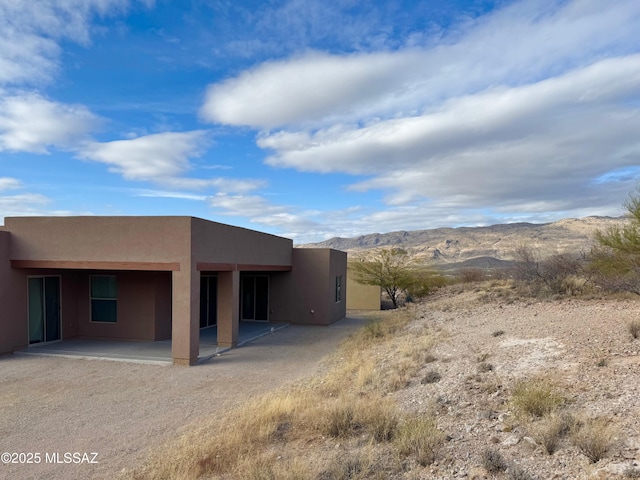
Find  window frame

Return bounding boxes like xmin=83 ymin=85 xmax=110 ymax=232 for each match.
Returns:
xmin=335 ymin=275 xmax=343 ymax=303
xmin=90 ymin=275 xmax=117 ymax=323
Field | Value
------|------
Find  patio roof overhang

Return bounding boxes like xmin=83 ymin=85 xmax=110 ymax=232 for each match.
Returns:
xmin=10 ymin=260 xmax=181 ymax=271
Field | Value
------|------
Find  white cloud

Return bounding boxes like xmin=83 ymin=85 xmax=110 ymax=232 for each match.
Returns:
xmin=197 ymin=0 xmax=640 ymax=240
xmin=160 ymin=176 xmax=265 ymax=193
xmin=260 ymin=55 xmax=640 ymax=200
xmin=201 ymin=0 xmax=640 ymax=129
xmin=0 ymin=93 xmax=98 ymax=153
xmin=208 ymin=192 xmax=320 ymax=238
xmin=0 ymin=177 xmax=22 ymax=191
xmin=0 ymin=193 xmax=52 ymax=218
xmin=0 ymin=0 xmax=147 ymax=87
xmin=201 ymin=50 xmax=415 ymax=128
xmin=0 ymin=177 xmax=52 ymax=220
xmin=78 ymin=131 xmax=210 ymax=182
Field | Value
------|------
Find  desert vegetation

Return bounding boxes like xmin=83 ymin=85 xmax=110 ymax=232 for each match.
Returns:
xmin=349 ymin=247 xmax=449 ymax=308
xmin=123 ymin=309 xmax=447 ymax=479
xmin=123 ymin=274 xmax=640 ymax=479
xmin=122 ymin=194 xmax=640 ymax=480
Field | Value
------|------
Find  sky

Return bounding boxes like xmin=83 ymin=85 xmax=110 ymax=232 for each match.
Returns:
xmin=1 ymin=0 xmax=639 ymax=244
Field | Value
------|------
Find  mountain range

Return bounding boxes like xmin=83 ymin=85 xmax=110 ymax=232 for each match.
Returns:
xmin=302 ymin=216 xmax=627 ymax=271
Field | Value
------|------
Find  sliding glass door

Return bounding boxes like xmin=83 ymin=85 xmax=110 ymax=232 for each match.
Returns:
xmin=241 ymin=275 xmax=269 ymax=321
xmin=28 ymin=276 xmax=61 ymax=344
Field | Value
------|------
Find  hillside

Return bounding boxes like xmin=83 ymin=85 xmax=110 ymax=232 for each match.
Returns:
xmin=302 ymin=216 xmax=627 ymax=267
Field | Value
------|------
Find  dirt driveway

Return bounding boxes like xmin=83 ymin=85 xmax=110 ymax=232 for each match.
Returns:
xmin=0 ymin=317 xmax=366 ymax=480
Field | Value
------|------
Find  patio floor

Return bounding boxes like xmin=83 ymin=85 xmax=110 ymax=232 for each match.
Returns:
xmin=17 ymin=321 xmax=289 ymax=365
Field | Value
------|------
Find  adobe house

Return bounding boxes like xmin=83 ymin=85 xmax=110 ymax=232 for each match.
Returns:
xmin=0 ymin=216 xmax=347 ymax=365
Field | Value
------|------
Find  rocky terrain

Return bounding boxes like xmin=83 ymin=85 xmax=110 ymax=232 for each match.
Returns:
xmin=303 ymin=217 xmax=627 ymax=268
xmin=390 ymin=286 xmax=640 ymax=479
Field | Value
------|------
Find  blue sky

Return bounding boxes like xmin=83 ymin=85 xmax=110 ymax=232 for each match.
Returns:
xmin=1 ymin=0 xmax=639 ymax=243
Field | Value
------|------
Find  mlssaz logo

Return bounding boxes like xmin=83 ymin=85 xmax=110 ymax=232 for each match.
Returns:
xmin=45 ymin=452 xmax=99 ymax=464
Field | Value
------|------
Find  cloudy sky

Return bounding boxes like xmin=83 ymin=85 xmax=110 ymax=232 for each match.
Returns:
xmin=1 ymin=0 xmax=639 ymax=243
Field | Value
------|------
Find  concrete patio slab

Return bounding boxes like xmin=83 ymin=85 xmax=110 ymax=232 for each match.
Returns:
xmin=16 ymin=321 xmax=289 ymax=365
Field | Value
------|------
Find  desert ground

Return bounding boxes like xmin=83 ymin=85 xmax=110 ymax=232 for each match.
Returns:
xmin=0 ymin=318 xmax=365 ymax=480
xmin=2 ymin=284 xmax=640 ymax=479
xmin=393 ymin=285 xmax=640 ymax=479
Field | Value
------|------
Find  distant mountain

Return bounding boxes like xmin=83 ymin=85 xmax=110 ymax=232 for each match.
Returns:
xmin=301 ymin=216 xmax=627 ymax=267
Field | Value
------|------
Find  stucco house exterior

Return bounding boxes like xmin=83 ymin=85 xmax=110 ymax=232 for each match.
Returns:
xmin=346 ymin=267 xmax=381 ymax=310
xmin=0 ymin=216 xmax=347 ymax=365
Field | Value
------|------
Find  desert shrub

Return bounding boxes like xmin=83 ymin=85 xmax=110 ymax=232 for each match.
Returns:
xmin=511 ymin=377 xmax=564 ymax=418
xmin=589 ymin=246 xmax=640 ymax=295
xmin=317 ymin=451 xmax=372 ymax=480
xmin=478 ymin=362 xmax=494 ymax=372
xmin=395 ymin=416 xmax=445 ymax=466
xmin=349 ymin=312 xmax=410 ymax=349
xmin=363 ymin=320 xmax=386 ymax=339
xmin=476 ymin=352 xmax=491 ymax=362
xmin=361 ymin=397 xmax=399 ymax=442
xmin=423 ymin=353 xmax=437 ymax=363
xmin=457 ymin=268 xmax=486 ymax=283
xmin=324 ymin=403 xmax=357 ymax=437
xmin=530 ymin=412 xmax=577 ymax=455
xmin=512 ymin=245 xmax=541 ymax=284
xmin=571 ymin=417 xmax=617 ymax=463
xmin=404 ymin=268 xmax=450 ymax=301
xmin=493 ymin=329 xmax=505 ymax=337
xmin=591 ymin=190 xmax=640 ymax=295
xmin=235 ymin=455 xmax=310 ymax=480
xmin=317 ymin=396 xmax=399 ymax=442
xmin=629 ymin=320 xmax=640 ymax=339
xmin=512 ymin=246 xmax=588 ymax=296
xmin=540 ymin=254 xmax=586 ymax=295
xmin=481 ymin=448 xmax=508 ymax=473
xmin=421 ymin=370 xmax=441 ymax=384
xmin=508 ymin=464 xmax=537 ymax=480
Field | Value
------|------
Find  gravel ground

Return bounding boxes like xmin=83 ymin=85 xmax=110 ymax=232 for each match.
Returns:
xmin=394 ymin=288 xmax=640 ymax=479
xmin=0 ymin=318 xmax=365 ymax=480
xmin=4 ymin=290 xmax=639 ymax=480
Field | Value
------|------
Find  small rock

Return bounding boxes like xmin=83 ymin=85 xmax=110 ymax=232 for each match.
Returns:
xmin=502 ymin=434 xmax=520 ymax=446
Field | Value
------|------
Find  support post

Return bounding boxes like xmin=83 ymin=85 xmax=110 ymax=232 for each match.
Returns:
xmin=217 ymin=270 xmax=240 ymax=348
xmin=171 ymin=268 xmax=200 ymax=365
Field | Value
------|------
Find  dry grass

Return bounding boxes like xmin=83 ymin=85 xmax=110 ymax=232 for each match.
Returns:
xmin=530 ymin=412 xmax=577 ymax=455
xmin=511 ymin=376 xmax=565 ymax=418
xmin=481 ymin=448 xmax=508 ymax=473
xmin=394 ymin=416 xmax=445 ymax=466
xmin=124 ymin=307 xmax=437 ymax=480
xmin=234 ymin=455 xmax=311 ymax=480
xmin=628 ymin=320 xmax=640 ymax=339
xmin=571 ymin=417 xmax=618 ymax=463
xmin=421 ymin=369 xmax=441 ymax=384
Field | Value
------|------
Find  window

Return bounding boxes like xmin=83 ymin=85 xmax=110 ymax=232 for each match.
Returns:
xmin=91 ymin=275 xmax=117 ymax=323
xmin=335 ymin=275 xmax=342 ymax=303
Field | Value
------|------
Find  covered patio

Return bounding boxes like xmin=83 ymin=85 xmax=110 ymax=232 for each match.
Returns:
xmin=17 ymin=321 xmax=288 ymax=365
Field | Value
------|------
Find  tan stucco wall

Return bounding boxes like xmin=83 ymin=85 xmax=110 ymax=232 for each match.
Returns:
xmin=0 ymin=231 xmax=26 ymax=354
xmin=2 ymin=269 xmax=172 ymax=345
xmin=1 ymin=217 xmax=345 ymax=363
xmin=271 ymin=248 xmax=346 ymax=325
xmin=5 ymin=216 xmax=192 ymax=264
xmin=346 ymin=268 xmax=381 ymax=310
xmin=71 ymin=271 xmax=171 ymax=341
xmin=191 ymin=217 xmax=292 ymax=267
